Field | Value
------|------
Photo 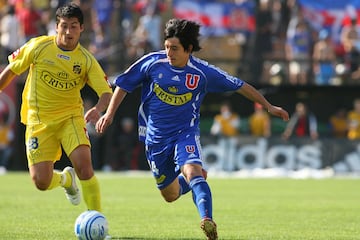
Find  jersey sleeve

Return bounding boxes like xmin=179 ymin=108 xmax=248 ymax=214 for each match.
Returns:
xmin=204 ymin=63 xmax=244 ymax=93
xmin=8 ymin=38 xmax=36 ymax=75
xmin=85 ymin=54 xmax=113 ymax=96
xmin=114 ymin=53 xmax=157 ymax=92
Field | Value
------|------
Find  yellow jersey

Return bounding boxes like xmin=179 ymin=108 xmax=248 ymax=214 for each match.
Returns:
xmin=8 ymin=35 xmax=112 ymax=124
xmin=329 ymin=115 xmax=347 ymax=138
xmin=213 ymin=113 xmax=240 ymax=137
xmin=347 ymin=110 xmax=360 ymax=140
xmin=249 ymin=112 xmax=270 ymax=137
xmin=0 ymin=124 xmax=13 ymax=146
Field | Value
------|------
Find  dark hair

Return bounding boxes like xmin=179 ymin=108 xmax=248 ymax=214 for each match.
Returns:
xmin=55 ymin=3 xmax=84 ymax=25
xmin=351 ymin=18 xmax=357 ymax=25
xmin=164 ymin=18 xmax=201 ymax=53
xmin=6 ymin=5 xmax=15 ymax=15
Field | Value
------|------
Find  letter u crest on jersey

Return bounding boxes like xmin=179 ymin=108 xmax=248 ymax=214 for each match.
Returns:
xmin=185 ymin=74 xmax=200 ymax=90
xmin=185 ymin=145 xmax=195 ymax=154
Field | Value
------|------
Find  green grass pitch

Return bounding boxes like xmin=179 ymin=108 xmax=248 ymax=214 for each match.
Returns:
xmin=1 ymin=171 xmax=360 ymax=240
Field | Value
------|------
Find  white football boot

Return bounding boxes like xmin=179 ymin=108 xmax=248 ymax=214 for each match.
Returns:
xmin=63 ymin=166 xmax=81 ymax=205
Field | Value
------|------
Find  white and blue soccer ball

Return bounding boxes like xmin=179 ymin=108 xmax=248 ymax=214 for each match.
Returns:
xmin=74 ymin=210 xmax=109 ymax=240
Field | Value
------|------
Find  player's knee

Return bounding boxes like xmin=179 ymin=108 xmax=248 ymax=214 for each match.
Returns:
xmin=164 ymin=195 xmax=179 ymax=203
xmin=32 ymin=177 xmax=49 ymax=191
xmin=160 ymin=178 xmax=181 ymax=202
xmin=161 ymin=191 xmax=180 ymax=202
xmin=74 ymin=166 xmax=93 ymax=180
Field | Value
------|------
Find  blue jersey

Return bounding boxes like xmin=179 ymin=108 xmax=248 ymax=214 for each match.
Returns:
xmin=114 ymin=51 xmax=244 ymax=145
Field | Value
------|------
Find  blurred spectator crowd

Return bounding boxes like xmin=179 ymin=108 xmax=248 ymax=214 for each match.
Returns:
xmin=1 ymin=0 xmax=360 ymax=85
xmin=248 ymin=0 xmax=360 ymax=85
xmin=0 ymin=0 xmax=168 ymax=75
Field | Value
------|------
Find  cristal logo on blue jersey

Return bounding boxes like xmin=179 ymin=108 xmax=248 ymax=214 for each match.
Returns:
xmin=168 ymin=86 xmax=178 ymax=93
xmin=153 ymin=83 xmax=192 ymax=106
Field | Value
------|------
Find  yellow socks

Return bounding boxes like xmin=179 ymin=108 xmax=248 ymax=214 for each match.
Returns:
xmin=80 ymin=175 xmax=101 ymax=212
xmin=47 ymin=170 xmax=64 ymax=190
xmin=47 ymin=170 xmax=101 ymax=212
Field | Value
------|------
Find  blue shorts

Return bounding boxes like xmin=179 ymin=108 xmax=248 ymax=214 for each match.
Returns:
xmin=145 ymin=132 xmax=203 ymax=189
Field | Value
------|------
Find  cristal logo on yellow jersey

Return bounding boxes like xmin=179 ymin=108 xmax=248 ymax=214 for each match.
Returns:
xmin=57 ymin=71 xmax=68 ymax=78
xmin=41 ymin=71 xmax=79 ymax=91
xmin=153 ymin=83 xmax=192 ymax=106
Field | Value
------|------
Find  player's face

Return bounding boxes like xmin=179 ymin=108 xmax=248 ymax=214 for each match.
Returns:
xmin=164 ymin=37 xmax=190 ymax=67
xmin=55 ymin=17 xmax=84 ymax=51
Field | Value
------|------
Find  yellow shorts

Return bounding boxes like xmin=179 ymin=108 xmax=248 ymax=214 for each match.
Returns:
xmin=25 ymin=116 xmax=91 ymax=166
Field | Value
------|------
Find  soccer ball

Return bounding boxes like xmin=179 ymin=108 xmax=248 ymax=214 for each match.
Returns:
xmin=74 ymin=210 xmax=109 ymax=240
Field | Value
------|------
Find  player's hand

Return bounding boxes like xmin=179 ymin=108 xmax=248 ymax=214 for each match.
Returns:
xmin=84 ymin=107 xmax=101 ymax=125
xmin=268 ymin=105 xmax=289 ymax=121
xmin=95 ymin=113 xmax=113 ymax=134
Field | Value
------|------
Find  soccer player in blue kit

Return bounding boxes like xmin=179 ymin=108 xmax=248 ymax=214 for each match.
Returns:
xmin=96 ymin=18 xmax=289 ymax=240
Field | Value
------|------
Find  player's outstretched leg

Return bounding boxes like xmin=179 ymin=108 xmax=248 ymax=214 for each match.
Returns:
xmin=201 ymin=218 xmax=218 ymax=240
xmin=62 ymin=166 xmax=81 ymax=205
xmin=189 ymin=175 xmax=217 ymax=240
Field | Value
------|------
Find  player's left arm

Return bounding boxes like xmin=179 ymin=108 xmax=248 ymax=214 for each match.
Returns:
xmin=236 ymin=82 xmax=289 ymax=121
xmin=95 ymin=87 xmax=128 ymax=134
xmin=0 ymin=65 xmax=18 ymax=91
xmin=84 ymin=54 xmax=114 ymax=124
xmin=84 ymin=92 xmax=113 ymax=125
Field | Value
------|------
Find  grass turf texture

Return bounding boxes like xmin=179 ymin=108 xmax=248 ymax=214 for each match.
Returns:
xmin=1 ymin=172 xmax=359 ymax=240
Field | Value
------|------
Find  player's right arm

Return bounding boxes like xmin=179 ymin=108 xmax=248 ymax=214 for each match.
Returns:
xmin=237 ymin=83 xmax=289 ymax=121
xmin=95 ymin=87 xmax=127 ymax=134
xmin=0 ymin=65 xmax=17 ymax=91
xmin=0 ymin=37 xmax=41 ymax=92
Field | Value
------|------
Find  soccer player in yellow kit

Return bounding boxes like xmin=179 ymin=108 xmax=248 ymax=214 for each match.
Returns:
xmin=347 ymin=98 xmax=360 ymax=140
xmin=0 ymin=3 xmax=112 ymax=211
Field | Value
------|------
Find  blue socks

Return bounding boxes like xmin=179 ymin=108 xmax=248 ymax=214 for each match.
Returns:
xmin=178 ymin=174 xmax=191 ymax=195
xmin=189 ymin=176 xmax=213 ymax=219
xmin=178 ymin=174 xmax=213 ymax=219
